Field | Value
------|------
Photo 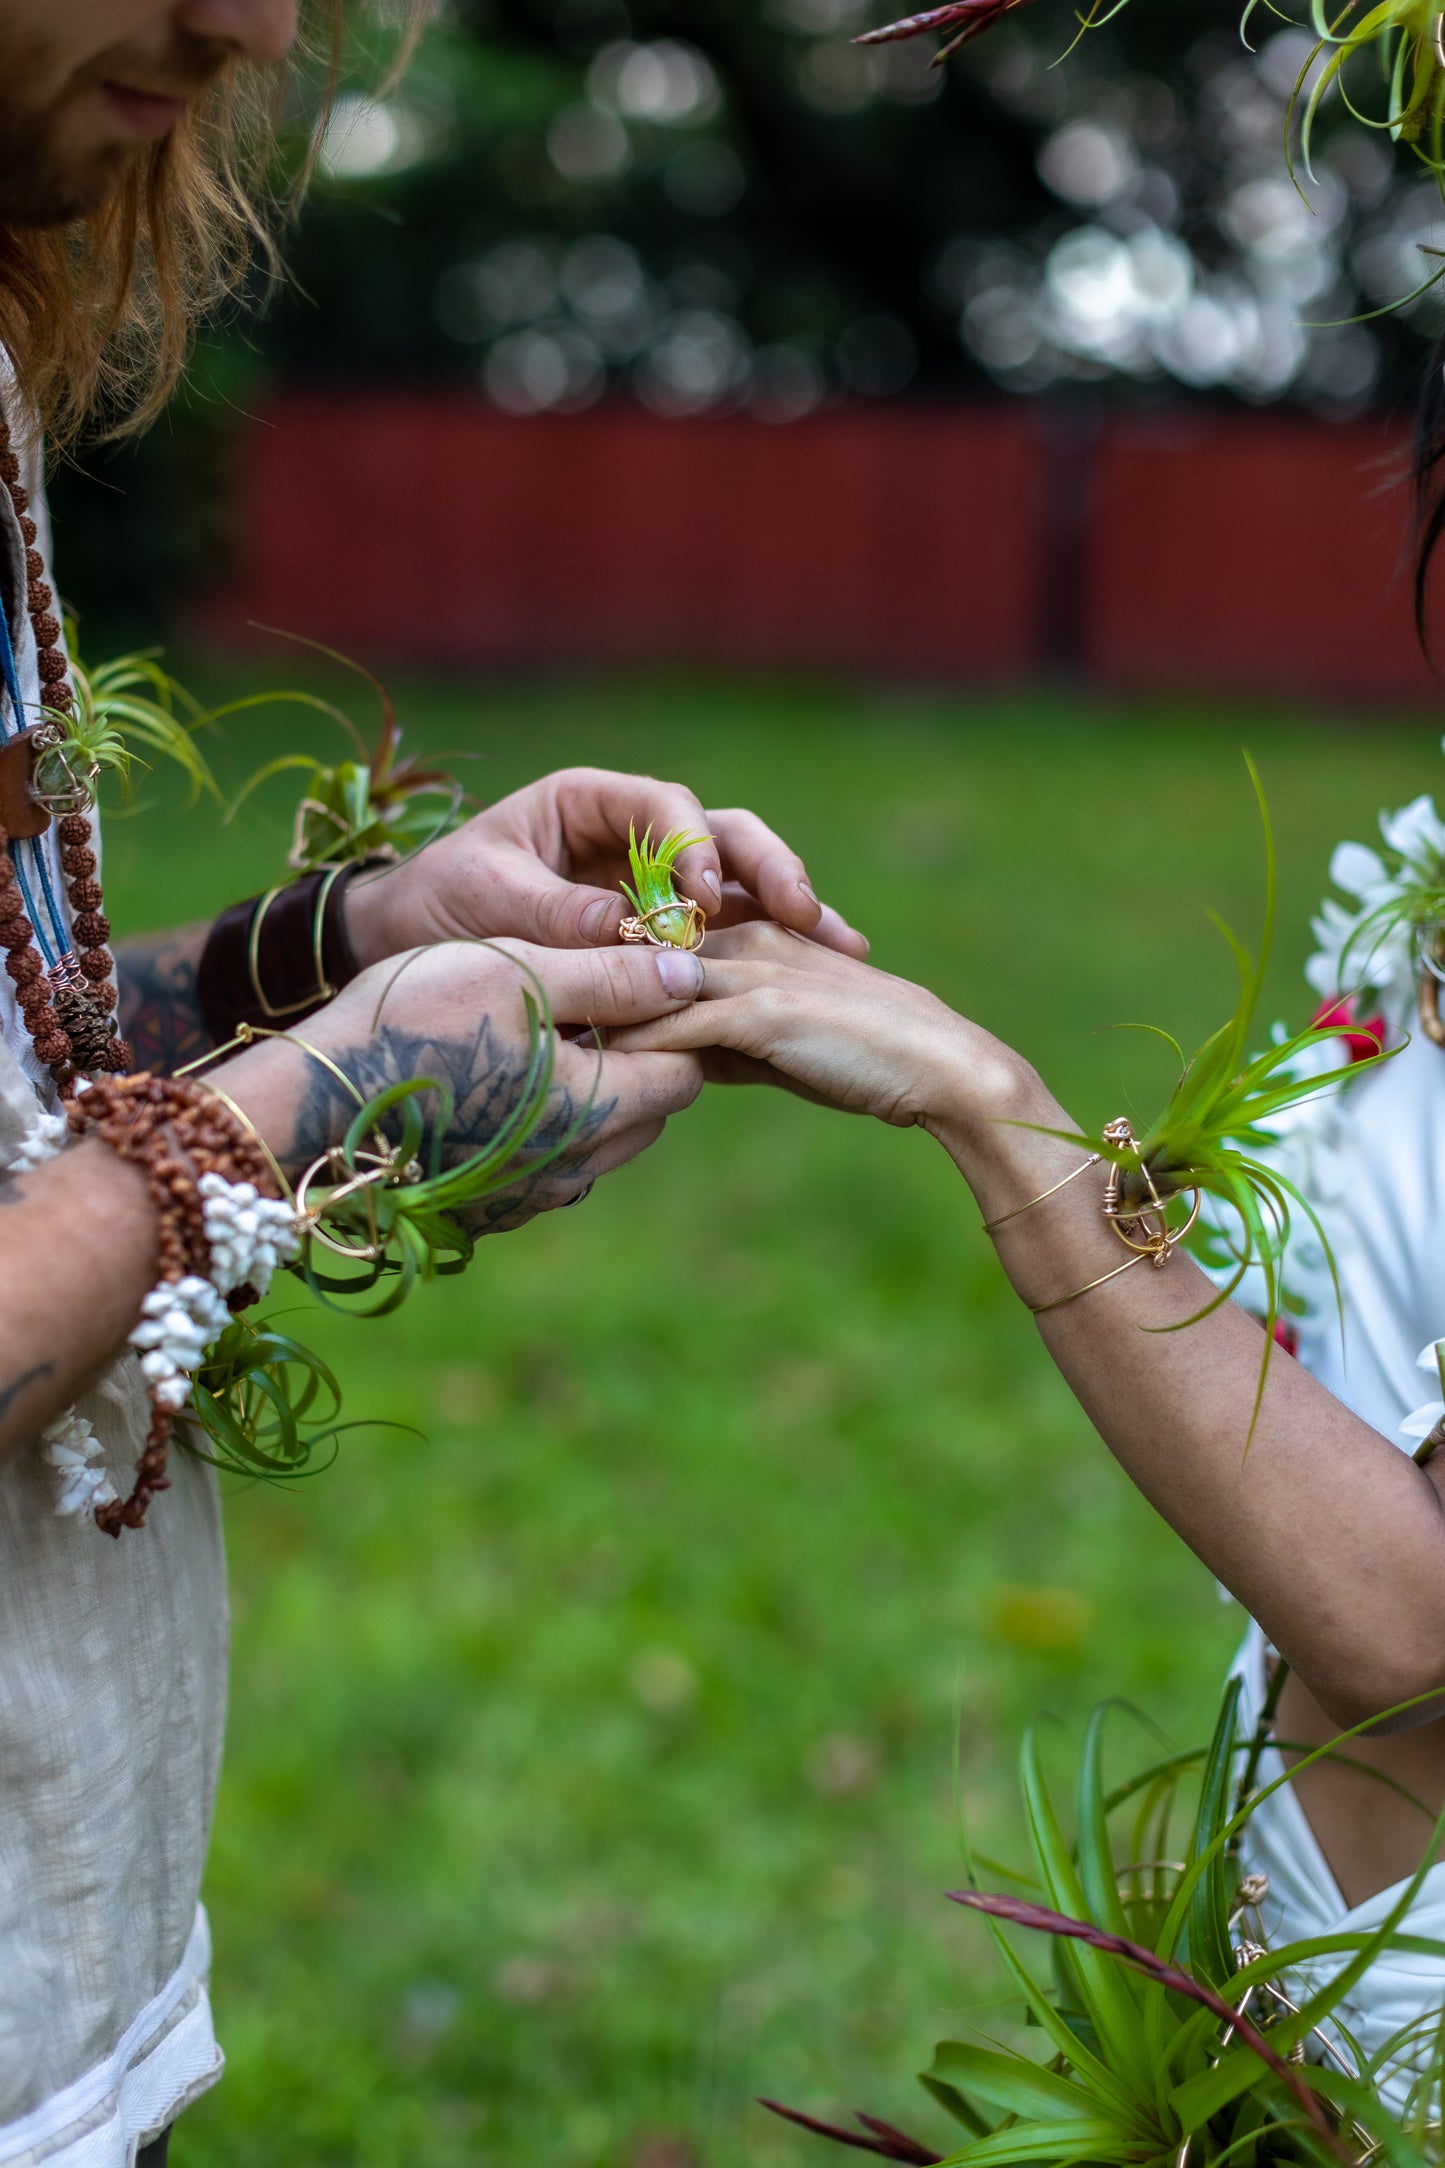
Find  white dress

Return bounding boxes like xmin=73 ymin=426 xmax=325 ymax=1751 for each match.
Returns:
xmin=1230 ymin=1019 xmax=1445 ymax=2116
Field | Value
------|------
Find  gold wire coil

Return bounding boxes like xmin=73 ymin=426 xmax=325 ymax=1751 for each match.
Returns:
xmin=294 ymin=1140 xmax=425 ymax=1264
xmin=618 ymin=900 xmax=706 ymax=953
xmin=1015 ymin=1118 xmax=1201 ymax=1317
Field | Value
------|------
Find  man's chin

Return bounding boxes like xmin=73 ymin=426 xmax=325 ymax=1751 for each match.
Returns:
xmin=0 ymin=140 xmax=138 ymax=228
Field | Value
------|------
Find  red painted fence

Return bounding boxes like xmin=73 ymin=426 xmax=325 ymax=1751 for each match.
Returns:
xmin=201 ymin=394 xmax=1441 ymax=703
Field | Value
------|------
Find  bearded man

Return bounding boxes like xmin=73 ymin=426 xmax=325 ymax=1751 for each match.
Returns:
xmin=0 ymin=6 xmax=868 ymax=2160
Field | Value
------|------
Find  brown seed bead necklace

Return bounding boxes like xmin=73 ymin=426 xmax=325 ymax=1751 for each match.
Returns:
xmin=68 ymin=1074 xmax=281 ymax=1536
xmin=0 ymin=408 xmax=129 ymax=1096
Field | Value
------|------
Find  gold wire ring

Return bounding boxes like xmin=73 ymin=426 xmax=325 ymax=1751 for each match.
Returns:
xmin=618 ymin=900 xmax=706 ymax=953
xmin=1027 ymin=1119 xmax=1201 ymax=1313
xmin=1109 ymin=1188 xmax=1202 ymax=1264
xmin=295 ymin=1139 xmax=425 ymax=1263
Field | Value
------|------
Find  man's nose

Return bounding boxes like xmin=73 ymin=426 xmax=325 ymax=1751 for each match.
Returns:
xmin=175 ymin=0 xmax=301 ymax=67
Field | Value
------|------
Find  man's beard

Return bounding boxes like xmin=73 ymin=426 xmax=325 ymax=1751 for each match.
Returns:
xmin=0 ymin=29 xmax=230 ymax=230
xmin=0 ymin=93 xmax=138 ymax=228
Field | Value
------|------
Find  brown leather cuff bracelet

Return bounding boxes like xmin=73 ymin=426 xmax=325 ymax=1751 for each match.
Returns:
xmin=197 ymin=859 xmax=386 ymax=1048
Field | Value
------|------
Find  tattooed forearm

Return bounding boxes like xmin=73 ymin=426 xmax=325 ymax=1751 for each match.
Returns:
xmin=115 ymin=925 xmax=211 ymax=1076
xmin=282 ymin=1018 xmax=615 ymax=1229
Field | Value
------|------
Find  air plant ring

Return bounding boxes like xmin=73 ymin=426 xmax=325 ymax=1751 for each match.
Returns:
xmin=295 ymin=1139 xmax=425 ymax=1263
xmin=28 ymin=724 xmax=100 ymax=818
xmin=618 ymin=899 xmax=707 ymax=952
xmin=1100 ymin=1117 xmax=1202 ymax=1267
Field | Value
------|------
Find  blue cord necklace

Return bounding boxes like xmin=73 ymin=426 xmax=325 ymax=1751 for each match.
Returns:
xmin=0 ymin=588 xmax=68 ymax=971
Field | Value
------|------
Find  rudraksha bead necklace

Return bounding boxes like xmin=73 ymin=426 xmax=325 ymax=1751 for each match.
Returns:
xmin=0 ymin=406 xmax=129 ymax=1095
xmin=68 ymin=1074 xmax=284 ymax=1535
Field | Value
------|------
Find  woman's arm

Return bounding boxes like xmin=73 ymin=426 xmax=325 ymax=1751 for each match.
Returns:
xmin=613 ymin=924 xmax=1445 ymax=1734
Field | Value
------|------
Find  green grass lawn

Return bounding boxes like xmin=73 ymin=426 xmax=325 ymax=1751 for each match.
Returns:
xmin=97 ymin=667 xmax=1445 ymax=2166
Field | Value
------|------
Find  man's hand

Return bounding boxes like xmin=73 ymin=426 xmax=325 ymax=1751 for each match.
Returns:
xmin=220 ymin=936 xmax=705 ymax=1231
xmin=343 ymin=768 xmax=869 ymax=967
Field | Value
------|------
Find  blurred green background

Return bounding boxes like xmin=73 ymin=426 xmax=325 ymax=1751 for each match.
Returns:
xmin=96 ymin=664 xmax=1440 ymax=2167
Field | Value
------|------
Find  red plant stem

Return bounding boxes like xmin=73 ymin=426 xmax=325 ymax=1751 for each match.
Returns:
xmin=759 ymin=2099 xmax=945 ymax=2163
xmin=948 ymin=1892 xmax=1347 ymax=2158
xmin=853 ymin=0 xmax=1032 ymax=47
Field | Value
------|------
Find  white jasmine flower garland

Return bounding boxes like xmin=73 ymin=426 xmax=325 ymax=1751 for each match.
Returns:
xmin=1304 ymin=773 xmax=1445 ymax=1030
xmin=126 ymin=1181 xmax=302 ymax=1420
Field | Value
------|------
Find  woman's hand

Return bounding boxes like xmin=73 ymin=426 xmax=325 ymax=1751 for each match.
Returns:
xmin=345 ymin=767 xmax=869 ymax=964
xmin=609 ymin=921 xmax=1026 ymax=1138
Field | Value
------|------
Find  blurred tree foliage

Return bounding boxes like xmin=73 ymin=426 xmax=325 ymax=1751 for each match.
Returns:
xmin=54 ymin=0 xmax=1445 ymax=631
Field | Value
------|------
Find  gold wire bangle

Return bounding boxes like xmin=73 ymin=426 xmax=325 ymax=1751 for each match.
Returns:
xmin=179 ymin=1020 xmax=368 ymax=1112
xmin=245 ymin=865 xmax=347 ymax=1021
xmin=182 ymin=1023 xmax=410 ymax=1267
xmin=1016 ymin=1118 xmax=1201 ymax=1316
xmin=1027 ymin=1250 xmax=1153 ymax=1316
xmin=982 ymin=1153 xmax=1102 ymax=1237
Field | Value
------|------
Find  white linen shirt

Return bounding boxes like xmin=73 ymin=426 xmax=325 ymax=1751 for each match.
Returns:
xmin=0 ymin=419 xmax=227 ymax=2164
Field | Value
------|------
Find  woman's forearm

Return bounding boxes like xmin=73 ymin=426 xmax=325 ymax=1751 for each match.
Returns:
xmin=930 ymin=1057 xmax=1445 ymax=1730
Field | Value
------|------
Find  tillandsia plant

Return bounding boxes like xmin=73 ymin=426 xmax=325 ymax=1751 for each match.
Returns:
xmin=619 ymin=822 xmax=710 ymax=951
xmin=768 ymin=1686 xmax=1445 ymax=2166
xmin=1293 ymin=4 xmax=1445 ymax=183
xmin=855 ymin=0 xmax=1445 ymax=204
xmin=224 ymin=629 xmax=467 ymax=871
xmin=1031 ymin=762 xmax=1389 ymax=1437
xmin=33 ymin=618 xmax=220 ymax=816
xmin=178 ymin=953 xmax=591 ymax=1480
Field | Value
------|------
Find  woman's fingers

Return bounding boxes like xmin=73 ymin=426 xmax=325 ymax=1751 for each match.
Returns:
xmin=376 ymin=935 xmax=707 ymax=1033
xmin=608 ymin=992 xmax=763 ymax=1059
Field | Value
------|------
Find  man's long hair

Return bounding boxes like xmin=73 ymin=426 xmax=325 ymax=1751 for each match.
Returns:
xmin=0 ymin=2 xmax=403 ymax=449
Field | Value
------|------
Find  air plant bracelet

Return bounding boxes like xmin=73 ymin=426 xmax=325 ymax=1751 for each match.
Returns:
xmin=984 ymin=1119 xmax=1202 ymax=1315
xmin=618 ymin=823 xmax=710 ymax=952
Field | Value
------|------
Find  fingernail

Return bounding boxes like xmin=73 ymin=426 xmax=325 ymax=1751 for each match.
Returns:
xmin=696 ymin=869 xmax=721 ymax=911
xmin=656 ymin=949 xmax=704 ymax=1000
xmin=581 ymin=897 xmax=615 ymax=944
xmin=798 ymin=881 xmax=821 ymax=912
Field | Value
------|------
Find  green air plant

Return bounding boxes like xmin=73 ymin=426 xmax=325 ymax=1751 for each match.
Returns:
xmin=855 ymin=3 xmax=1445 ymax=256
xmin=620 ymin=822 xmax=710 ymax=951
xmin=1292 ymin=4 xmax=1445 ymax=183
xmin=1030 ymin=760 xmax=1388 ymax=1440
xmin=767 ymin=1685 xmax=1445 ymax=2166
xmin=35 ymin=620 xmax=220 ymax=812
xmin=223 ymin=630 xmax=467 ymax=871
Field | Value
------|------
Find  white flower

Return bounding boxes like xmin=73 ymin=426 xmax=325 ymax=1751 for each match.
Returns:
xmin=42 ymin=1406 xmax=117 ymax=1522
xmin=1400 ymin=1341 xmax=1445 ymax=1446
xmin=1379 ymin=793 xmax=1445 ymax=866
xmin=53 ymin=1464 xmax=118 ymax=1519
xmin=1329 ymin=839 xmax=1390 ymax=898
xmin=1304 ymin=797 xmax=1445 ymax=1024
